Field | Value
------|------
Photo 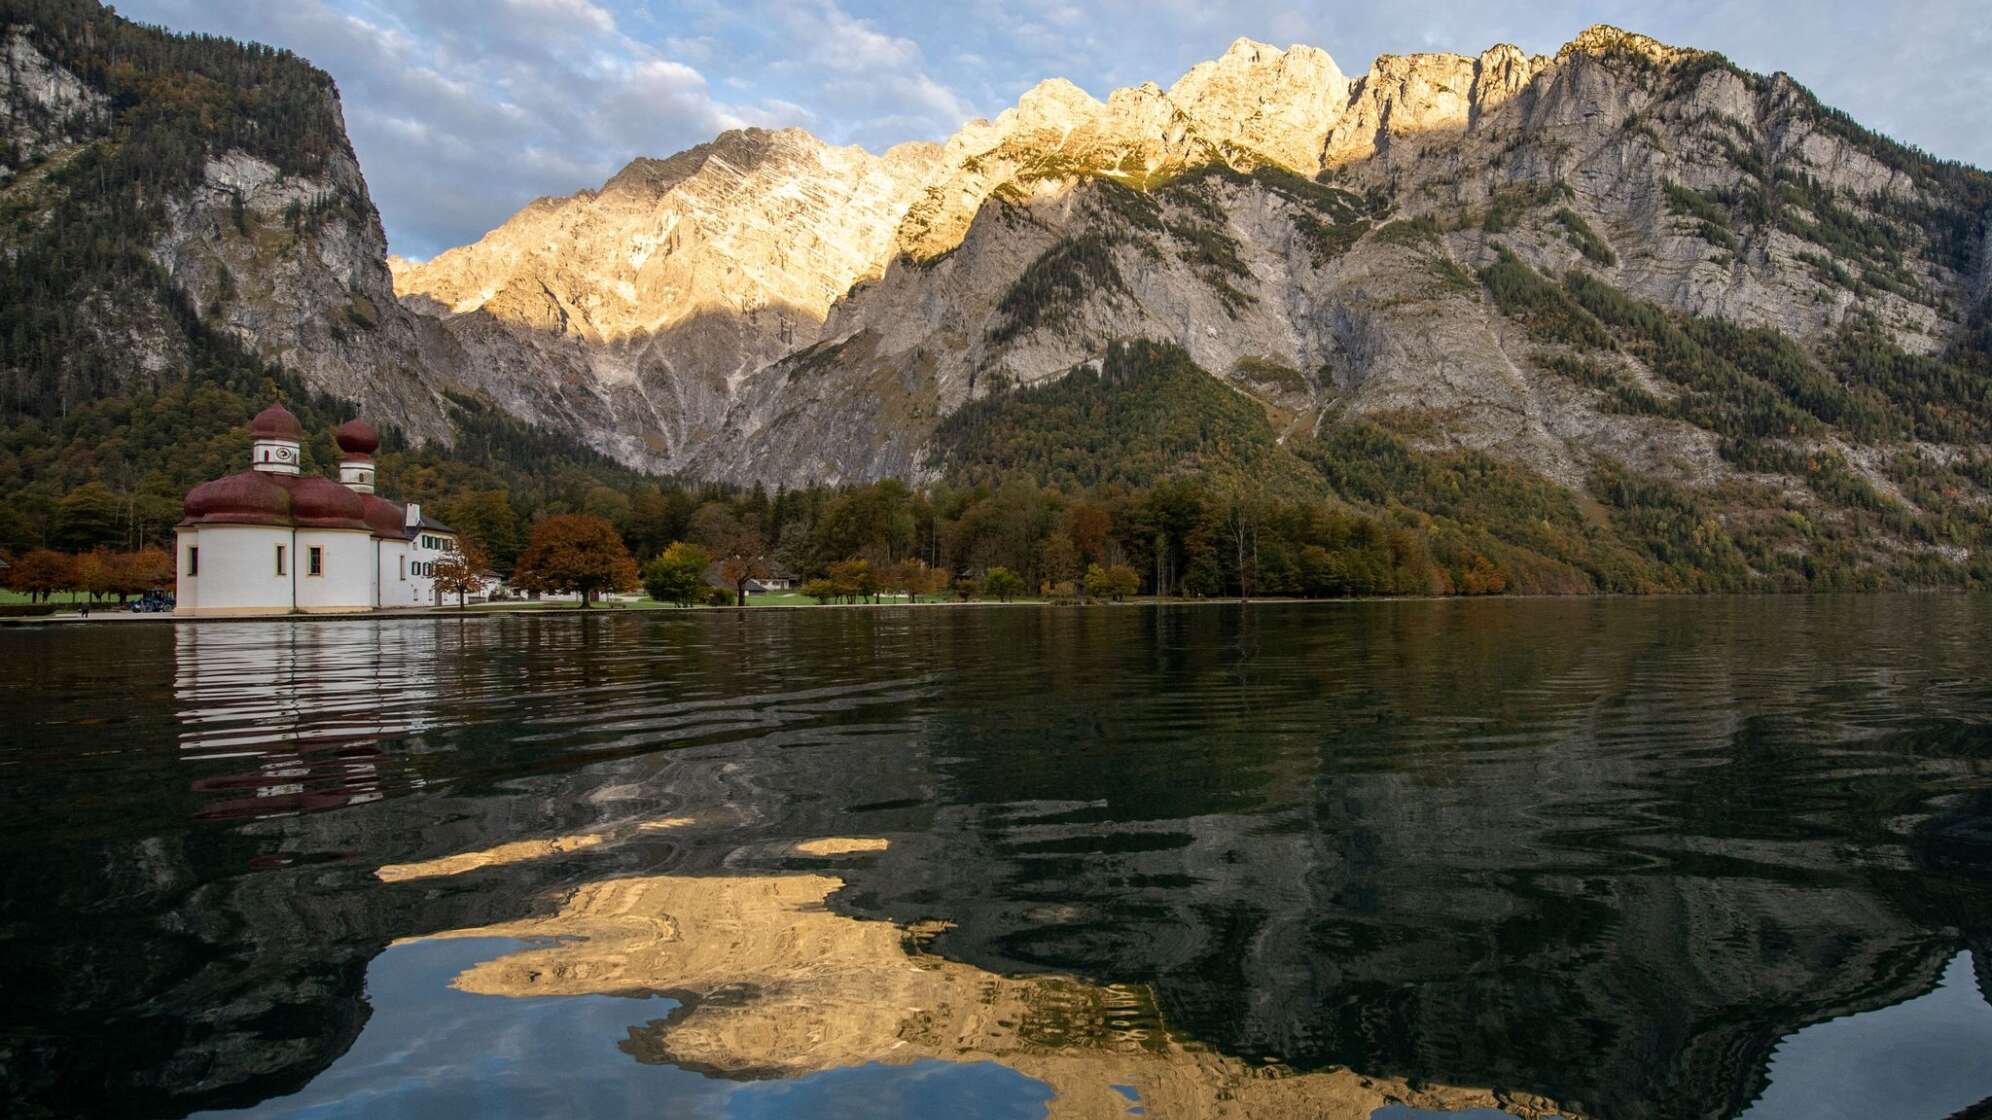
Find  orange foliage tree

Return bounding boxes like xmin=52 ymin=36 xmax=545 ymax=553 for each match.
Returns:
xmin=110 ymin=549 xmax=175 ymax=603
xmin=432 ymin=539 xmax=493 ymax=609
xmin=512 ymin=515 xmax=637 ymax=605
xmin=3 ymin=549 xmax=77 ymax=603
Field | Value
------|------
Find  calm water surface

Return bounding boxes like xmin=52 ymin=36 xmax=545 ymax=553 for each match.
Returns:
xmin=3 ymin=598 xmax=1990 ymax=1119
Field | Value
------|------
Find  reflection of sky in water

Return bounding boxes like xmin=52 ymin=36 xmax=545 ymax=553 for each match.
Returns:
xmin=1738 ymin=950 xmax=1992 ymax=1120
xmin=193 ymin=938 xmax=1054 ymax=1120
xmin=1374 ymin=951 xmax=1992 ymax=1120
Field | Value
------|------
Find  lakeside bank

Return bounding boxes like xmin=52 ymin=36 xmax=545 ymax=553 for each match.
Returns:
xmin=0 ymin=595 xmax=1358 ymax=627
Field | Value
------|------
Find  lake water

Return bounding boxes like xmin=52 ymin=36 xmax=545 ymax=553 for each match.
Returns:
xmin=3 ymin=598 xmax=1990 ymax=1119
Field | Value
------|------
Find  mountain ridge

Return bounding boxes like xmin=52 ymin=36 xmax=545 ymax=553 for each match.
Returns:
xmin=4 ymin=3 xmax=1990 ymax=591
xmin=388 ymin=21 xmax=1989 ymax=486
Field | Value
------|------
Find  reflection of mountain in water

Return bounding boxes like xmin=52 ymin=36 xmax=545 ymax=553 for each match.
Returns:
xmin=404 ymin=860 xmax=1566 ymax=1119
xmin=830 ymin=602 xmax=1992 ymax=1118
xmin=1 ymin=599 xmax=1989 ymax=1118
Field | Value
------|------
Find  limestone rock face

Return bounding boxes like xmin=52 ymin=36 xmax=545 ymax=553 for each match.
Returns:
xmin=386 ymin=127 xmax=942 ymax=466
xmin=0 ymin=28 xmax=102 ymax=173
xmin=150 ymin=136 xmax=462 ymax=444
xmin=393 ymin=128 xmax=941 ymax=347
xmin=2 ymin=27 xmax=461 ymax=442
xmin=1168 ymin=39 xmax=1352 ymax=173
xmin=383 ymin=23 xmax=1991 ymax=500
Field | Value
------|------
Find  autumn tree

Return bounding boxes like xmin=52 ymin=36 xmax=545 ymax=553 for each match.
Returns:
xmin=1039 ymin=533 xmax=1079 ymax=598
xmin=4 ymin=549 xmax=76 ymax=603
xmin=1067 ymin=502 xmax=1111 ymax=566
xmin=642 ymin=541 xmax=713 ymax=607
xmin=431 ymin=539 xmax=492 ymax=609
xmin=691 ymin=503 xmax=769 ymax=607
xmin=73 ymin=551 xmax=114 ymax=604
xmin=1458 ymin=553 xmax=1509 ymax=596
xmin=109 ymin=549 xmax=174 ymax=603
xmin=827 ymin=558 xmax=875 ymax=603
xmin=889 ymin=557 xmax=944 ymax=603
xmin=1106 ymin=564 xmax=1141 ymax=601
xmin=512 ymin=514 xmax=638 ymax=605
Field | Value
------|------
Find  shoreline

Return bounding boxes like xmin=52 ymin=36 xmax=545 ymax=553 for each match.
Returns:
xmin=0 ymin=589 xmax=1970 ymax=628
xmin=1 ymin=596 xmax=1316 ymax=626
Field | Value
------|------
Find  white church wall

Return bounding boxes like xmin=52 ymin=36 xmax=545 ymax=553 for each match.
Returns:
xmin=377 ymin=539 xmax=419 ymax=607
xmin=293 ymin=529 xmax=375 ymax=612
xmin=176 ymin=525 xmax=293 ymax=616
xmin=174 ymin=528 xmax=198 ymax=613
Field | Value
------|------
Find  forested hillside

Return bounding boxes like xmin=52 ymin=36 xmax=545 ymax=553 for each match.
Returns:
xmin=0 ymin=0 xmax=657 ymax=565
xmin=931 ymin=340 xmax=1987 ymax=594
xmin=0 ymin=0 xmax=352 ymax=413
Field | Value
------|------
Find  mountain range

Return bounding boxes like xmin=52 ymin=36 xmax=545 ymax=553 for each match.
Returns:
xmin=3 ymin=1 xmax=1990 ymax=587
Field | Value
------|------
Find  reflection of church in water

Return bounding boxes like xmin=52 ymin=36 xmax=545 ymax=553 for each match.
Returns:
xmin=175 ymin=623 xmax=445 ymax=820
xmin=175 ymin=403 xmax=459 ymax=615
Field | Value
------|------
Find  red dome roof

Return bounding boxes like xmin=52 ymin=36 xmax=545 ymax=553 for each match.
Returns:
xmin=286 ymin=476 xmax=371 ymax=530
xmin=362 ymin=494 xmax=410 ymax=540
xmin=182 ymin=471 xmax=292 ymax=527
xmin=179 ymin=471 xmax=373 ymax=531
xmin=250 ymin=404 xmax=304 ymax=440
xmin=335 ymin=418 xmax=381 ymax=458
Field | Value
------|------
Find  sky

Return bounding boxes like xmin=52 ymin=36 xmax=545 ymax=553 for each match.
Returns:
xmin=117 ymin=0 xmax=1992 ymax=261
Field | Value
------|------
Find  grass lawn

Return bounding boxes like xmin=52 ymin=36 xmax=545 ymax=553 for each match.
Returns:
xmin=459 ymin=592 xmax=964 ymax=612
xmin=741 ymin=592 xmax=972 ymax=606
xmin=0 ymin=588 xmax=120 ymax=607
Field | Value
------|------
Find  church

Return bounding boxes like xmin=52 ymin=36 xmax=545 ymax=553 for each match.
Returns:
xmin=174 ymin=404 xmax=460 ymax=616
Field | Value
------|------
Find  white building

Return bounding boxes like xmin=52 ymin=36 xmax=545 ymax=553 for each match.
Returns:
xmin=175 ymin=405 xmax=460 ymax=616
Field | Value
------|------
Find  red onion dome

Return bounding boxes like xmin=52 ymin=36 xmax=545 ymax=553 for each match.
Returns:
xmin=335 ymin=418 xmax=381 ymax=459
xmin=362 ymin=494 xmax=410 ymax=540
xmin=249 ymin=403 xmax=304 ymax=441
xmin=285 ymin=476 xmax=371 ymax=531
xmin=181 ymin=470 xmax=293 ymax=527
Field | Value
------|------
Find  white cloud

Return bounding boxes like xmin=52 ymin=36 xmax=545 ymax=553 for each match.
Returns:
xmin=779 ymin=0 xmax=923 ymax=72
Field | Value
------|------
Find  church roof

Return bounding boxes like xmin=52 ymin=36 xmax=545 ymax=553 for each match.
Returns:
xmin=181 ymin=470 xmax=294 ymax=528
xmin=249 ymin=403 xmax=303 ymax=441
xmin=179 ymin=471 xmax=373 ymax=532
xmin=181 ymin=407 xmax=416 ymax=534
xmin=335 ymin=418 xmax=381 ymax=459
xmin=362 ymin=495 xmax=411 ymax=540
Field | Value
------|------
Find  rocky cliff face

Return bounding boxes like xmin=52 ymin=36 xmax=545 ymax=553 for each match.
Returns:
xmin=392 ymin=24 xmax=1990 ymax=520
xmin=387 ymin=128 xmax=941 ymax=465
xmin=0 ymin=27 xmax=102 ymax=173
xmin=150 ymin=144 xmax=462 ymax=443
xmin=1 ymin=10 xmax=462 ymax=443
